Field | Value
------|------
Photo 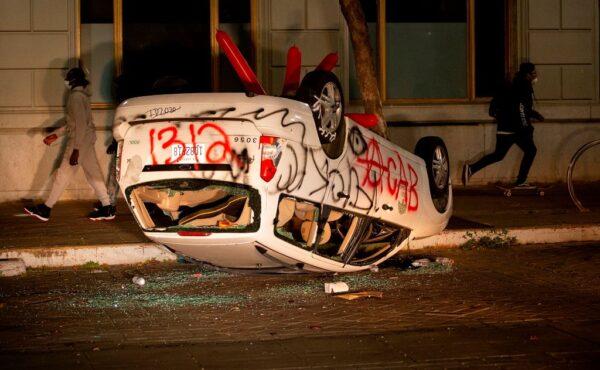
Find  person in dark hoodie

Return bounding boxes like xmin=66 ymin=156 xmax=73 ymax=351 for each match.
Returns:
xmin=462 ymin=62 xmax=544 ymax=187
xmin=25 ymin=67 xmax=115 ymax=222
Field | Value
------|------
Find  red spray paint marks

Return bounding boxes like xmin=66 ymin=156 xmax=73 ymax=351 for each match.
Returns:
xmin=149 ymin=122 xmax=248 ymax=170
xmin=356 ymin=138 xmax=419 ymax=211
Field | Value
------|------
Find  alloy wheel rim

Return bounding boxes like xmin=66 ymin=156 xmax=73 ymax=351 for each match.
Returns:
xmin=311 ymin=82 xmax=342 ymax=137
xmin=432 ymin=146 xmax=449 ymax=189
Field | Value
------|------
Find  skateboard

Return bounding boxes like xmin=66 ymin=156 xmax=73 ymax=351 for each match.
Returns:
xmin=495 ymin=184 xmax=551 ymax=197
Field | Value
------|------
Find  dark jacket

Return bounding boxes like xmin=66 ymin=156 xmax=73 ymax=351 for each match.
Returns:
xmin=491 ymin=74 xmax=542 ymax=134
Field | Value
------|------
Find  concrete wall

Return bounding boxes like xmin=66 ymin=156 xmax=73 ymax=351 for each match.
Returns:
xmin=525 ymin=0 xmax=598 ymax=100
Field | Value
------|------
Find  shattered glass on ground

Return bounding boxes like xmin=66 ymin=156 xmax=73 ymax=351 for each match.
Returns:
xmin=2 ymin=254 xmax=454 ymax=312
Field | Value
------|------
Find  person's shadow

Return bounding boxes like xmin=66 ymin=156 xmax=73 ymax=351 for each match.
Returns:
xmin=22 ymin=58 xmax=71 ymax=204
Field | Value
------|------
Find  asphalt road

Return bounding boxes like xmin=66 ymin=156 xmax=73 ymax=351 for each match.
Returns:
xmin=1 ymin=243 xmax=599 ymax=369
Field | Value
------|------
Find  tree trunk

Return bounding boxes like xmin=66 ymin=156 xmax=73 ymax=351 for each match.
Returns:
xmin=339 ymin=0 xmax=387 ymax=139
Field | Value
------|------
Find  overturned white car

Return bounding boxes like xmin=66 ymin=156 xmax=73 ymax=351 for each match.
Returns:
xmin=112 ymin=33 xmax=451 ymax=273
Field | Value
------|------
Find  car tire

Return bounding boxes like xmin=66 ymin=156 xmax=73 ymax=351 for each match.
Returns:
xmin=296 ymin=71 xmax=345 ymax=158
xmin=414 ymin=137 xmax=450 ymax=212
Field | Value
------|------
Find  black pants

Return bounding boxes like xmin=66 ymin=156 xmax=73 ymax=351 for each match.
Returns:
xmin=470 ymin=132 xmax=537 ymax=184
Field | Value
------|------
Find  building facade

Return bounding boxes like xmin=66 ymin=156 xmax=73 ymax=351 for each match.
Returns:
xmin=0 ymin=0 xmax=598 ymax=202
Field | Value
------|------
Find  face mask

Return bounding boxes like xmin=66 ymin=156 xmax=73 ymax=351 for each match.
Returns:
xmin=532 ymin=77 xmax=538 ymax=85
xmin=64 ymin=80 xmax=71 ymax=89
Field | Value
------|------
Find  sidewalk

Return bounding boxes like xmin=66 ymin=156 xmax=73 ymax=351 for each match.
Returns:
xmin=1 ymin=183 xmax=599 ymax=267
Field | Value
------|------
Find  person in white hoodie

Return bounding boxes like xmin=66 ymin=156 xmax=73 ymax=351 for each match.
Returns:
xmin=25 ymin=68 xmax=115 ymax=221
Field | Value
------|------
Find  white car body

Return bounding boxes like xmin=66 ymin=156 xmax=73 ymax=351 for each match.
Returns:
xmin=113 ymin=93 xmax=452 ymax=273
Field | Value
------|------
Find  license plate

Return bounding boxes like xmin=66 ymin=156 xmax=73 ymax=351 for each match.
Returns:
xmin=171 ymin=144 xmax=206 ymax=164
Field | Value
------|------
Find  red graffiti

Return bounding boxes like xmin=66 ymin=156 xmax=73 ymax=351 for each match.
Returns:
xmin=149 ymin=128 xmax=158 ymax=165
xmin=196 ymin=122 xmax=231 ymax=163
xmin=356 ymin=138 xmax=419 ymax=212
xmin=160 ymin=126 xmax=186 ymax=165
xmin=148 ymin=122 xmax=247 ymax=169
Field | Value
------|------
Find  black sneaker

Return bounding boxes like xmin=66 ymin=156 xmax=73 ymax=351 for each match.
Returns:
xmin=89 ymin=205 xmax=116 ymax=221
xmin=24 ymin=204 xmax=51 ymax=222
xmin=461 ymin=163 xmax=471 ymax=186
xmin=93 ymin=202 xmax=116 ymax=213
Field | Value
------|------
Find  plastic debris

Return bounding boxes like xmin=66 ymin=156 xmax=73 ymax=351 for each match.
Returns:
xmin=435 ymin=257 xmax=454 ymax=266
xmin=192 ymin=273 xmax=203 ymax=279
xmin=132 ymin=276 xmax=146 ymax=286
xmin=369 ymin=265 xmax=379 ymax=273
xmin=335 ymin=291 xmax=383 ymax=301
xmin=324 ymin=282 xmax=349 ymax=294
xmin=411 ymin=258 xmax=431 ymax=267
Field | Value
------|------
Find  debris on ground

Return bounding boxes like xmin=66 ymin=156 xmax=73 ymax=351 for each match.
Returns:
xmin=132 ymin=276 xmax=146 ymax=286
xmin=324 ymin=282 xmax=349 ymax=294
xmin=50 ymin=268 xmax=244 ymax=310
xmin=404 ymin=261 xmax=454 ymax=275
xmin=335 ymin=291 xmax=383 ymax=301
xmin=380 ymin=255 xmax=455 ymax=275
xmin=338 ymin=274 xmax=397 ymax=290
xmin=435 ymin=257 xmax=454 ymax=266
xmin=191 ymin=273 xmax=203 ymax=279
xmin=411 ymin=258 xmax=430 ymax=268
xmin=461 ymin=229 xmax=517 ymax=250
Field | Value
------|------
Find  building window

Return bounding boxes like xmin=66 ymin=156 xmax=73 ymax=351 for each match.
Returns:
xmin=120 ymin=0 xmax=212 ymax=99
xmin=474 ymin=0 xmax=506 ymax=98
xmin=218 ymin=0 xmax=252 ymax=92
xmin=348 ymin=0 xmax=510 ymax=103
xmin=80 ymin=0 xmax=115 ymax=105
xmin=78 ymin=0 xmax=256 ymax=104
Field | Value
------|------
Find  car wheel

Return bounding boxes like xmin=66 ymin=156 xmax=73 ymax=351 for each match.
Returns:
xmin=296 ymin=71 xmax=345 ymax=158
xmin=415 ymin=137 xmax=450 ymax=212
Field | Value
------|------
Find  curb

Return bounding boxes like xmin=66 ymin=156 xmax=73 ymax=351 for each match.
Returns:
xmin=0 ymin=258 xmax=27 ymax=276
xmin=0 ymin=243 xmax=176 ymax=268
xmin=0 ymin=225 xmax=599 ymax=268
xmin=410 ymin=224 xmax=600 ymax=249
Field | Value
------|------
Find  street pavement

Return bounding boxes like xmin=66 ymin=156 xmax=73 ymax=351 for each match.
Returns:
xmin=1 ymin=242 xmax=599 ymax=368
